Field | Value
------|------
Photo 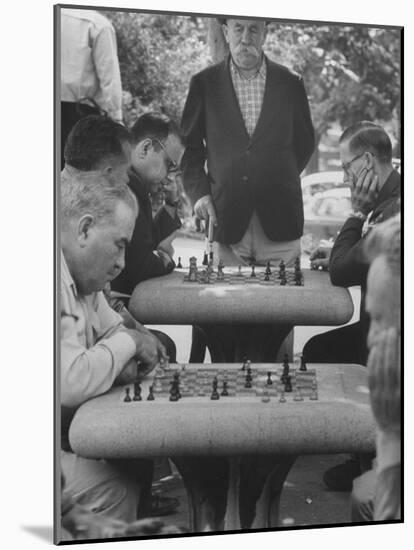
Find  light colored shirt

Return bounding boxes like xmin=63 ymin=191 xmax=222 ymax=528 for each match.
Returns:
xmin=230 ymin=56 xmax=267 ymax=136
xmin=61 ymin=8 xmax=123 ymax=122
xmin=60 ymin=252 xmax=136 ymax=407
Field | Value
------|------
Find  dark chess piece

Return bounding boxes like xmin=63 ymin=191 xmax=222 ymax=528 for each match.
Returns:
xmin=124 ymin=387 xmax=132 ymax=402
xmin=264 ymin=271 xmax=270 ymax=282
xmin=285 ymin=375 xmax=292 ymax=392
xmin=250 ymin=264 xmax=256 ymax=278
xmin=202 ymin=251 xmax=209 ymax=266
xmin=283 ymin=354 xmax=290 ymax=372
xmin=300 ymin=354 xmax=307 ymax=371
xmin=173 ymin=372 xmax=181 ymax=399
xmin=280 ymin=275 xmax=287 ymax=286
xmin=265 ymin=261 xmax=272 ymax=276
xmin=169 ymin=378 xmax=179 ymax=402
xmin=266 ymin=371 xmax=273 ymax=385
xmin=221 ymin=379 xmax=229 ymax=397
xmin=147 ymin=385 xmax=155 ymax=400
xmin=210 ymin=377 xmax=220 ymax=400
xmin=278 ymin=260 xmax=286 ymax=279
xmin=244 ymin=369 xmax=252 ymax=388
xmin=177 ymin=257 xmax=182 ymax=268
xmin=133 ymin=381 xmax=142 ymax=401
xmin=241 ymin=357 xmax=248 ymax=371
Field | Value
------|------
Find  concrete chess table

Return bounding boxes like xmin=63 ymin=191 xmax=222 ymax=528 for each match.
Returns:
xmin=69 ymin=363 xmax=375 ymax=533
xmin=128 ymin=268 xmax=353 ymax=326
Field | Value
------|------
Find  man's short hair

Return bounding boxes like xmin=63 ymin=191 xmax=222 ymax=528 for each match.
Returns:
xmin=64 ymin=115 xmax=131 ymax=171
xmin=363 ymin=213 xmax=401 ymax=276
xmin=339 ymin=121 xmax=393 ymax=164
xmin=130 ymin=112 xmax=185 ymax=148
xmin=61 ymin=171 xmax=138 ymax=230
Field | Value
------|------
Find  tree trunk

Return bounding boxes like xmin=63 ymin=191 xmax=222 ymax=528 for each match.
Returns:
xmin=207 ymin=18 xmax=229 ymax=63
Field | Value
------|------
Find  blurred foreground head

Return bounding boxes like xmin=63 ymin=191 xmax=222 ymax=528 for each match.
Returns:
xmin=364 ymin=213 xmax=401 ymax=345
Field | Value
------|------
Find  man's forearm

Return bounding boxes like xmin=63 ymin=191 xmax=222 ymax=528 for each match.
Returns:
xmin=61 ymin=324 xmax=136 ymax=407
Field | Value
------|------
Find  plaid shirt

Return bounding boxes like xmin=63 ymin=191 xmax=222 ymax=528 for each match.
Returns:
xmin=230 ymin=55 xmax=267 ymax=136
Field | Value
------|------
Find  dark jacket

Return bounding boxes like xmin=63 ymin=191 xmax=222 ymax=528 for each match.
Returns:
xmin=181 ymin=55 xmax=315 ymax=244
xmin=329 ymin=169 xmax=401 ymax=363
xmin=111 ymin=168 xmax=182 ymax=295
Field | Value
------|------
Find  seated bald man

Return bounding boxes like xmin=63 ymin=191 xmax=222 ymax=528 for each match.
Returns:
xmin=60 ymin=171 xmax=168 ymax=539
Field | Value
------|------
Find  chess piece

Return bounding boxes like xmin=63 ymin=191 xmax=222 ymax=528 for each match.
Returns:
xmin=203 ymin=251 xmax=209 ymax=265
xmin=250 ymin=264 xmax=256 ymax=278
xmin=294 ymin=389 xmax=303 ymax=401
xmin=299 ymin=354 xmax=307 ymax=371
xmin=266 ymin=371 xmax=273 ymax=385
xmin=210 ymin=377 xmax=220 ymax=400
xmin=147 ymin=385 xmax=155 ymax=401
xmin=280 ymin=274 xmax=287 ymax=286
xmin=278 ymin=260 xmax=286 ymax=279
xmin=217 ymin=259 xmax=225 ymax=280
xmin=265 ymin=261 xmax=272 ymax=275
xmin=264 ymin=271 xmax=270 ymax=282
xmin=177 ymin=257 xmax=182 ymax=268
xmin=133 ymin=381 xmax=142 ymax=401
xmin=123 ymin=387 xmax=131 ymax=402
xmin=221 ymin=379 xmax=229 ymax=397
xmin=237 ymin=265 xmax=243 ymax=277
xmin=285 ymin=375 xmax=292 ymax=392
xmin=279 ymin=391 xmax=286 ymax=403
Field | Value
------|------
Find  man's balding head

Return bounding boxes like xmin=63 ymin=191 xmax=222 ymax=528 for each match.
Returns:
xmin=61 ymin=172 xmax=138 ymax=295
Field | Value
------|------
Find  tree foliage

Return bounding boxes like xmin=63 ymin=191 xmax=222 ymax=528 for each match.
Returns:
xmin=103 ymin=11 xmax=401 ymax=153
xmin=265 ymin=23 xmax=401 ymax=142
xmin=104 ymin=11 xmax=210 ymax=125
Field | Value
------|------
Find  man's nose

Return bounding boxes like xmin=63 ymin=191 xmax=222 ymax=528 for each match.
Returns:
xmin=241 ymin=28 xmax=251 ymax=43
xmin=115 ymin=251 xmax=125 ymax=272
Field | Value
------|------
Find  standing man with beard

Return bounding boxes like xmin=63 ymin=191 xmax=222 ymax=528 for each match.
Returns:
xmin=181 ymin=18 xmax=315 ymax=361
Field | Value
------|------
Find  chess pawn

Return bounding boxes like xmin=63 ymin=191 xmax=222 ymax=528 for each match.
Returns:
xmin=210 ymin=377 xmax=220 ymax=400
xmin=266 ymin=371 xmax=273 ymax=385
xmin=124 ymin=387 xmax=132 ymax=402
xmin=133 ymin=381 xmax=142 ymax=401
xmin=177 ymin=257 xmax=183 ymax=268
xmin=221 ymin=380 xmax=229 ymax=397
xmin=147 ymin=385 xmax=155 ymax=401
xmin=202 ymin=251 xmax=209 ymax=266
xmin=279 ymin=391 xmax=286 ymax=403
xmin=250 ymin=265 xmax=256 ymax=278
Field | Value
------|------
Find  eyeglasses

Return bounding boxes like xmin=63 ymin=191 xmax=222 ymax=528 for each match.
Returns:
xmin=341 ymin=152 xmax=366 ymax=175
xmin=152 ymin=138 xmax=179 ymax=174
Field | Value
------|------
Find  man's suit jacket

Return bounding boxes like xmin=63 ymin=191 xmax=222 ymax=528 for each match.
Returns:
xmin=111 ymin=168 xmax=181 ymax=295
xmin=181 ymin=55 xmax=315 ymax=244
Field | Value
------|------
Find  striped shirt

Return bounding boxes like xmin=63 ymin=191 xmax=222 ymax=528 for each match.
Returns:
xmin=230 ymin=55 xmax=267 ymax=136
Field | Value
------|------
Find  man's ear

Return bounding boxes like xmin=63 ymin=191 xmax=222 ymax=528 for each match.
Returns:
xmin=77 ymin=214 xmax=94 ymax=247
xmin=222 ymin=24 xmax=230 ymax=44
xmin=136 ymin=138 xmax=153 ymax=159
xmin=366 ymin=151 xmax=375 ymax=170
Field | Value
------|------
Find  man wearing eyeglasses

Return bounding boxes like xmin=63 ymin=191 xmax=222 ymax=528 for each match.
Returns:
xmin=111 ymin=112 xmax=186 ymax=295
xmin=305 ymin=121 xmax=400 ymax=492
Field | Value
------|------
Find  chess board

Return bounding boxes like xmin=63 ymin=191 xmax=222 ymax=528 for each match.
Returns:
xmin=182 ymin=267 xmax=304 ymax=286
xmin=122 ymin=364 xmax=318 ymax=403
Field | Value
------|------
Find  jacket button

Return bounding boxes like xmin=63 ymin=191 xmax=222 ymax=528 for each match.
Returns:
xmin=242 ymin=176 xmax=249 ymax=182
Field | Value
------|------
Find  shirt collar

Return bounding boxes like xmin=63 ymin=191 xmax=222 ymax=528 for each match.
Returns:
xmin=61 ymin=250 xmax=78 ymax=298
xmin=230 ymin=54 xmax=267 ymax=81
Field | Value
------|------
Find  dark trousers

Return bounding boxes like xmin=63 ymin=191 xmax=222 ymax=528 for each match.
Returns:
xmin=302 ymin=321 xmax=367 ymax=365
xmin=61 ymin=101 xmax=100 ymax=168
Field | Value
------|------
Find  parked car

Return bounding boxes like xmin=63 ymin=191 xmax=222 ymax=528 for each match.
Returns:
xmin=301 ymin=171 xmax=350 ymax=245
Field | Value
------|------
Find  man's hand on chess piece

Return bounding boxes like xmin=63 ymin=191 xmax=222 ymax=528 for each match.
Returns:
xmin=122 ymin=328 xmax=168 ymax=374
xmin=309 ymin=240 xmax=333 ymax=270
xmin=350 ymin=166 xmax=379 ymax=216
xmin=367 ymin=326 xmax=401 ymax=433
xmin=194 ymin=194 xmax=218 ymax=226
